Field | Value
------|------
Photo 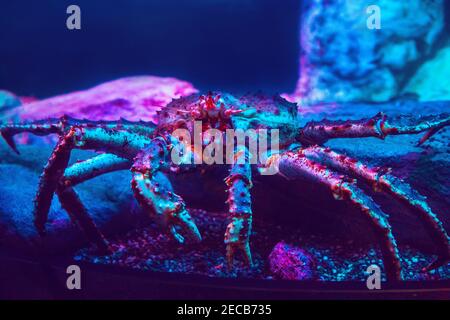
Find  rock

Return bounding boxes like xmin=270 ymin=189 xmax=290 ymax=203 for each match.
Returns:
xmin=404 ymin=46 xmax=450 ymax=101
xmin=284 ymin=0 xmax=445 ymax=104
xmin=269 ymin=242 xmax=315 ymax=280
xmin=3 ymin=76 xmax=197 ymax=124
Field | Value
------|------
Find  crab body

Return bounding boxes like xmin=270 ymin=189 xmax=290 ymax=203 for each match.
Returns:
xmin=157 ymin=92 xmax=299 ymax=148
xmin=1 ymin=91 xmax=449 ymax=282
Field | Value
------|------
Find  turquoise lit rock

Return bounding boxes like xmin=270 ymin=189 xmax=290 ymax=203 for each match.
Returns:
xmin=285 ymin=0 xmax=445 ymax=104
xmin=404 ymin=46 xmax=450 ymax=101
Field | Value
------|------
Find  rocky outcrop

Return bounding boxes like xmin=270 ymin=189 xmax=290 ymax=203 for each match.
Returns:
xmin=2 ymin=76 xmax=197 ymax=124
xmin=285 ymin=0 xmax=446 ymax=104
xmin=404 ymin=46 xmax=450 ymax=101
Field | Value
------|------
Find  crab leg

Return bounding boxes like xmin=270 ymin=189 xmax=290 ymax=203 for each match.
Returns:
xmin=62 ymin=153 xmax=131 ymax=187
xmin=53 ymin=153 xmax=131 ymax=252
xmin=224 ymin=146 xmax=253 ymax=267
xmin=34 ymin=152 xmax=127 ymax=253
xmin=34 ymin=128 xmax=77 ymax=235
xmin=302 ymin=145 xmax=450 ymax=271
xmin=56 ymin=186 xmax=110 ymax=253
xmin=131 ymin=138 xmax=201 ymax=244
xmin=33 ymin=126 xmax=150 ymax=234
xmin=0 ymin=119 xmax=65 ymax=153
xmin=0 ymin=116 xmax=156 ymax=154
xmin=273 ymin=151 xmax=402 ymax=282
xmin=299 ymin=112 xmax=450 ymax=146
xmin=11 ymin=122 xmax=148 ymax=236
xmin=29 ymin=152 xmax=130 ymax=252
xmin=71 ymin=126 xmax=152 ymax=158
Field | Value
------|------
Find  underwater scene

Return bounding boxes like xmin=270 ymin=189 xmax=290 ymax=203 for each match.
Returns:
xmin=0 ymin=1 xmax=449 ymax=300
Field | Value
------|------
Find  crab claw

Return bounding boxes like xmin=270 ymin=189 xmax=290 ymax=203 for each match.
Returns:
xmin=224 ymin=217 xmax=253 ymax=268
xmin=131 ymin=168 xmax=202 ymax=245
xmin=168 ymin=208 xmax=202 ymax=244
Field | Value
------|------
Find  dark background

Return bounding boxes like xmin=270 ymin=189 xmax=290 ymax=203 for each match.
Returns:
xmin=0 ymin=0 xmax=300 ymax=98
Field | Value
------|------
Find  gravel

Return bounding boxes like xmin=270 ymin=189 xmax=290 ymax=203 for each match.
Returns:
xmin=75 ymin=208 xmax=450 ymax=282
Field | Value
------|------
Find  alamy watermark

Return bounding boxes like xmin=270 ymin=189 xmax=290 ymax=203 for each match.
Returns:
xmin=66 ymin=5 xmax=81 ymax=30
xmin=366 ymin=264 xmax=381 ymax=290
xmin=366 ymin=5 xmax=381 ymax=30
xmin=169 ymin=122 xmax=280 ymax=175
xmin=65 ymin=4 xmax=380 ymax=31
xmin=66 ymin=264 xmax=81 ymax=290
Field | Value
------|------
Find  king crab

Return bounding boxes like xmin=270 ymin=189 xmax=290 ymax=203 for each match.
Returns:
xmin=1 ymin=92 xmax=449 ymax=282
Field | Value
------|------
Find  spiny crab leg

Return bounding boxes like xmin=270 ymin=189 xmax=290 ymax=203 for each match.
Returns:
xmin=299 ymin=112 xmax=450 ymax=146
xmin=35 ymin=141 xmax=130 ymax=251
xmin=57 ymin=186 xmax=110 ymax=253
xmin=0 ymin=119 xmax=64 ymax=153
xmin=63 ymin=153 xmax=131 ymax=187
xmin=302 ymin=145 xmax=450 ymax=271
xmin=0 ymin=117 xmax=147 ymax=249
xmin=34 ymin=128 xmax=77 ymax=235
xmin=224 ymin=146 xmax=254 ymax=268
xmin=56 ymin=153 xmax=132 ymax=253
xmin=0 ymin=116 xmax=156 ymax=154
xmin=273 ymin=151 xmax=402 ymax=282
xmin=29 ymin=125 xmax=151 ymax=233
xmin=131 ymin=138 xmax=202 ymax=244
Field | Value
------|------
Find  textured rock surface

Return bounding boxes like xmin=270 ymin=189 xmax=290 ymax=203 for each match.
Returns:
xmin=284 ymin=0 xmax=446 ymax=104
xmin=268 ymin=242 xmax=315 ymax=280
xmin=404 ymin=45 xmax=450 ymax=101
xmin=3 ymin=76 xmax=197 ymax=124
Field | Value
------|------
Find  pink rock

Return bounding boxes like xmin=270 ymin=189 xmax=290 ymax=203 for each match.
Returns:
xmin=14 ymin=76 xmax=198 ymax=123
xmin=269 ymin=242 xmax=315 ymax=280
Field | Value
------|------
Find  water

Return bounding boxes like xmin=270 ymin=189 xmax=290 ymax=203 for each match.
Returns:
xmin=0 ymin=0 xmax=300 ymax=97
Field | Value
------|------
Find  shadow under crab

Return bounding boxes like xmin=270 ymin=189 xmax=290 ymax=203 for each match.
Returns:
xmin=0 ymin=92 xmax=449 ymax=282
